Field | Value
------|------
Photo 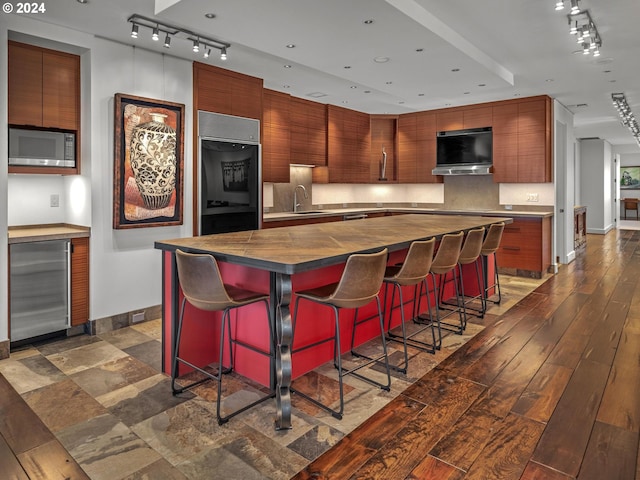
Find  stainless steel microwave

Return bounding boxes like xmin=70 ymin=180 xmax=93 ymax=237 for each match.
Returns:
xmin=9 ymin=128 xmax=76 ymax=167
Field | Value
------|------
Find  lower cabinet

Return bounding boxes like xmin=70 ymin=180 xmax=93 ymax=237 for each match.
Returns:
xmin=263 ymin=215 xmax=344 ymax=229
xmin=71 ymin=237 xmax=90 ymax=326
xmin=496 ymin=216 xmax=551 ymax=278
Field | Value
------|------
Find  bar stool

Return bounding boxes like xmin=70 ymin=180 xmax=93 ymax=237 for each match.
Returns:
xmin=428 ymin=231 xmax=465 ymax=340
xmin=171 ymin=249 xmax=275 ymax=425
xmin=291 ymin=248 xmax=390 ymax=420
xmin=383 ymin=238 xmax=437 ymax=373
xmin=452 ymin=227 xmax=486 ymax=319
xmin=480 ymin=222 xmax=505 ymax=313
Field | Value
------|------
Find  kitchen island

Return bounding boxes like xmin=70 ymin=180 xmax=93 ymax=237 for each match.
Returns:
xmin=155 ymin=214 xmax=511 ymax=429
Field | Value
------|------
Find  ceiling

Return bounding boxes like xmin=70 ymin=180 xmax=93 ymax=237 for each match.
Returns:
xmin=16 ymin=0 xmax=640 ymax=147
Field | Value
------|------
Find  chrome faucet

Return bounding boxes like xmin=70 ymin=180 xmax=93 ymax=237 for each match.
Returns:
xmin=293 ymin=184 xmax=308 ymax=212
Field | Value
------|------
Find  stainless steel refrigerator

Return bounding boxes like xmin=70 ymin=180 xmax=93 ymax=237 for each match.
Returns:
xmin=198 ymin=111 xmax=261 ymax=235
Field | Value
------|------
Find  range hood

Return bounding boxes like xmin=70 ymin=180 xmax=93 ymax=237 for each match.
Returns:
xmin=432 ymin=165 xmax=493 ymax=175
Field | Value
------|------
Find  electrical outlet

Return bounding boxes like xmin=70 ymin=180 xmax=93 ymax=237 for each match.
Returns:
xmin=411 ymin=202 xmax=418 ymax=207
xmin=50 ymin=194 xmax=59 ymax=207
xmin=504 ymin=204 xmax=513 ymax=210
xmin=526 ymin=193 xmax=539 ymax=202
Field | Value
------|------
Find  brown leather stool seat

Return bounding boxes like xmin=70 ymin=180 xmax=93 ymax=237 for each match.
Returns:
xmin=480 ymin=222 xmax=505 ymax=313
xmin=171 ymin=249 xmax=275 ymax=425
xmin=291 ymin=248 xmax=390 ymax=420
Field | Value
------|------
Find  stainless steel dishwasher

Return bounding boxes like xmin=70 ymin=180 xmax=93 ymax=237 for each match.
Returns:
xmin=9 ymin=239 xmax=70 ymax=342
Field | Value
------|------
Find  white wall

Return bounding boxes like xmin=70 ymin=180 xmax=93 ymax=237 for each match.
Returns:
xmin=580 ymin=139 xmax=614 ymax=234
xmin=2 ymin=16 xmax=194 ymax=341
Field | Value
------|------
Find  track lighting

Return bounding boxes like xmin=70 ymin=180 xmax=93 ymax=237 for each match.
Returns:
xmin=562 ymin=8 xmax=602 ymax=57
xmin=612 ymin=93 xmax=640 ymax=147
xmin=555 ymin=1 xmax=565 ymax=11
xmin=127 ymin=14 xmax=230 ymax=60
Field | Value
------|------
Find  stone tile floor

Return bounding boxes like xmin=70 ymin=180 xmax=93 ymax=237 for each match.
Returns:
xmin=0 ymin=275 xmax=544 ymax=479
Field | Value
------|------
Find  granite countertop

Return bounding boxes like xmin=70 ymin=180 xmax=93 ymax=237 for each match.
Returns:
xmin=8 ymin=224 xmax=91 ymax=244
xmin=263 ymin=207 xmax=553 ymax=222
xmin=156 ymin=213 xmax=512 ymax=275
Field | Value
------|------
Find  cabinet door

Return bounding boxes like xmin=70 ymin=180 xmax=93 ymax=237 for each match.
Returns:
xmin=463 ymin=107 xmax=492 ymax=129
xmin=291 ymin=97 xmax=327 ymax=167
xmin=262 ymin=90 xmax=291 ymax=183
xmin=436 ymin=110 xmax=463 ymax=132
xmin=517 ymin=98 xmax=551 ymax=182
xmin=70 ymin=237 xmax=89 ymax=326
xmin=43 ymin=50 xmax=80 ymax=130
xmin=416 ymin=112 xmax=439 ymax=183
xmin=8 ymin=41 xmax=43 ymax=126
xmin=492 ymin=103 xmax=519 ymax=183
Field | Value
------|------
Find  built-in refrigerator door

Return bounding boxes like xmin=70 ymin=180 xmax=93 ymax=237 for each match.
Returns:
xmin=10 ymin=239 xmax=70 ymax=342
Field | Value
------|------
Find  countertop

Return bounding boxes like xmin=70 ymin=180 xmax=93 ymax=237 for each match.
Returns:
xmin=156 ymin=213 xmax=512 ymax=275
xmin=8 ymin=224 xmax=91 ymax=244
xmin=263 ymin=207 xmax=553 ymax=222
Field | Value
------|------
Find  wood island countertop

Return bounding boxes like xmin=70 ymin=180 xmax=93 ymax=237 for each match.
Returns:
xmin=155 ymin=214 xmax=512 ymax=275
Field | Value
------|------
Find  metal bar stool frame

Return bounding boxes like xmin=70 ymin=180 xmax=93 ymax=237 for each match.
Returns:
xmin=170 ymin=249 xmax=276 ymax=425
xmin=290 ymin=248 xmax=391 ymax=420
xmin=480 ymin=222 xmax=505 ymax=313
xmin=382 ymin=238 xmax=437 ymax=373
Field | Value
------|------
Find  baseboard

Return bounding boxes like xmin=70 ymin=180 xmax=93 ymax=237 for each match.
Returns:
xmin=85 ymin=304 xmax=162 ymax=336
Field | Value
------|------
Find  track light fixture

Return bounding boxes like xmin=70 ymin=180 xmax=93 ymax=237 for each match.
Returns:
xmin=127 ymin=14 xmax=230 ymax=61
xmin=612 ymin=93 xmax=640 ymax=147
xmin=555 ymin=1 xmax=565 ymax=11
xmin=561 ymin=7 xmax=602 ymax=57
xmin=569 ymin=0 xmax=581 ymax=15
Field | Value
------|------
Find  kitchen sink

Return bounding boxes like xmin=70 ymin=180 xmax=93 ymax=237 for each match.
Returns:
xmin=293 ymin=210 xmax=326 ymax=214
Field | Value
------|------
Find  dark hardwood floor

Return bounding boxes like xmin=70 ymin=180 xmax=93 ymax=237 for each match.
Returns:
xmin=293 ymin=229 xmax=640 ymax=479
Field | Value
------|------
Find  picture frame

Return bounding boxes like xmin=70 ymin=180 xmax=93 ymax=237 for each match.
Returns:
xmin=620 ymin=166 xmax=640 ymax=190
xmin=113 ymin=93 xmax=185 ymax=229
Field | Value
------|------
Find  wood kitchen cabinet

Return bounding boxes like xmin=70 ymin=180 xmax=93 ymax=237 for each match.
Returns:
xmin=397 ymin=111 xmax=440 ymax=183
xmin=290 ymin=97 xmax=327 ymax=166
xmin=262 ymin=89 xmax=291 ymax=183
xmin=492 ymin=96 xmax=552 ymax=183
xmin=327 ymin=105 xmax=371 ymax=183
xmin=436 ymin=110 xmax=463 ymax=132
xmin=496 ymin=216 xmax=551 ymax=278
xmin=70 ymin=237 xmax=89 ymax=326
xmin=194 ymin=62 xmax=263 ymax=120
xmin=8 ymin=41 xmax=80 ymax=131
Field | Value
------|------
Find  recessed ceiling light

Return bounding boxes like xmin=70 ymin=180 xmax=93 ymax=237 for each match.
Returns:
xmin=603 ymin=69 xmax=612 ymax=73
xmin=418 ymin=93 xmax=425 ymax=96
xmin=445 ymin=103 xmax=452 ymax=106
xmin=344 ymin=66 xmax=351 ymax=69
xmin=464 ymin=92 xmax=471 ymax=95
xmin=342 ymin=100 xmax=349 ymax=104
xmin=478 ymin=83 xmax=486 ymax=87
xmin=609 ymin=79 xmax=617 ymax=83
xmin=416 ymin=48 xmax=424 ymax=52
xmin=204 ymin=13 xmax=216 ymax=19
xmin=76 ymin=0 xmax=88 ymax=3
xmin=364 ymin=90 xmax=371 ymax=94
xmin=451 ymin=68 xmax=460 ymax=72
xmin=363 ymin=19 xmax=374 ymax=24
xmin=385 ymin=81 xmax=393 ymax=85
xmin=374 ymin=56 xmax=390 ymax=63
xmin=284 ymin=64 xmax=292 ymax=68
xmin=545 ymin=79 xmax=554 ymax=82
xmin=283 ymin=85 xmax=290 ymax=89
xmin=350 ymin=86 xmax=357 ymax=89
xmin=398 ymin=101 xmax=405 ymax=104
xmin=286 ymin=44 xmax=295 ymax=48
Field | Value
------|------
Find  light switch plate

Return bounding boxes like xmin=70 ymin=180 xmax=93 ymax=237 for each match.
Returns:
xmin=50 ymin=194 xmax=59 ymax=207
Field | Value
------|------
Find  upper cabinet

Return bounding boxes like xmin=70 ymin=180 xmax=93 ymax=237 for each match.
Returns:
xmin=493 ymin=96 xmax=552 ymax=183
xmin=194 ymin=62 xmax=263 ymax=120
xmin=262 ymin=89 xmax=291 ymax=183
xmin=290 ymin=97 xmax=327 ymax=167
xmin=327 ymin=105 xmax=370 ymax=183
xmin=9 ymin=41 xmax=80 ymax=131
xmin=397 ymin=111 xmax=441 ymax=183
xmin=8 ymin=41 xmax=81 ymax=175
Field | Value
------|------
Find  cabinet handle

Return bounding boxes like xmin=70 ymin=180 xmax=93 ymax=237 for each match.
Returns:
xmin=505 ymin=227 xmax=521 ymax=233
xmin=502 ymin=246 xmax=521 ymax=251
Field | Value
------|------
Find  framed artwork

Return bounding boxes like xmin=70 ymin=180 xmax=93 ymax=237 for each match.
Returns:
xmin=620 ymin=166 xmax=640 ymax=189
xmin=113 ymin=93 xmax=185 ymax=229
